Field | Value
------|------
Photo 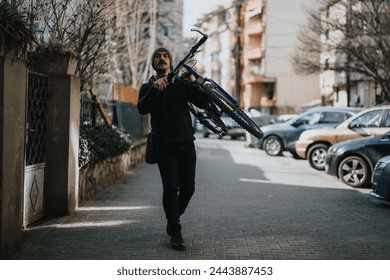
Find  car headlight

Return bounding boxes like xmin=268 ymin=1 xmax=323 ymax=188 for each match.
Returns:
xmin=375 ymin=161 xmax=388 ymax=171
xmin=327 ymin=145 xmax=338 ymax=155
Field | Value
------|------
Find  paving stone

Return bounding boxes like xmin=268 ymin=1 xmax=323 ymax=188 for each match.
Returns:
xmin=9 ymin=138 xmax=390 ymax=260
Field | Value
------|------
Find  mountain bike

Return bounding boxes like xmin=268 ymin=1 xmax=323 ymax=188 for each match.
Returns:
xmin=168 ymin=29 xmax=263 ymax=139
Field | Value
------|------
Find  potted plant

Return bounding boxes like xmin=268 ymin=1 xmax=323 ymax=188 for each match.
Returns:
xmin=0 ymin=2 xmax=35 ymax=59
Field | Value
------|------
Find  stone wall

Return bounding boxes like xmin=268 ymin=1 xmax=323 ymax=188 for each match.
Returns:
xmin=78 ymin=137 xmax=146 ymax=203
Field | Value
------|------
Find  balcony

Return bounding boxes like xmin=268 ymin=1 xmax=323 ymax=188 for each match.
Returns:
xmin=245 ymin=47 xmax=264 ymax=60
xmin=244 ymin=71 xmax=276 ymax=84
xmin=244 ymin=73 xmax=265 ymax=84
xmin=246 ymin=21 xmax=264 ymax=36
xmin=246 ymin=0 xmax=263 ymax=16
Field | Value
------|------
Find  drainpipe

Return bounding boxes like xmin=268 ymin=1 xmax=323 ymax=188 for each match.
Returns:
xmin=345 ymin=0 xmax=352 ymax=106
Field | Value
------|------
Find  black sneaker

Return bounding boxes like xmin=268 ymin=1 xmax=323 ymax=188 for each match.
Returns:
xmin=170 ymin=232 xmax=186 ymax=250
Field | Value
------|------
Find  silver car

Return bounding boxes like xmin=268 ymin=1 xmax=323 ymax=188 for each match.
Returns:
xmin=257 ymin=106 xmax=362 ymax=156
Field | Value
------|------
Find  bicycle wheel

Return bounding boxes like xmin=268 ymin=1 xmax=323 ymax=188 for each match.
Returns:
xmin=202 ymin=83 xmax=264 ymax=139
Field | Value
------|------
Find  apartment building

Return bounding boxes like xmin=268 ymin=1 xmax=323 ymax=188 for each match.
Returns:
xmin=192 ymin=0 xmax=321 ymax=114
xmin=319 ymin=0 xmax=377 ymax=108
xmin=242 ymin=0 xmax=270 ymax=111
xmin=250 ymin=0 xmax=321 ymax=113
xmin=193 ymin=4 xmax=235 ymax=97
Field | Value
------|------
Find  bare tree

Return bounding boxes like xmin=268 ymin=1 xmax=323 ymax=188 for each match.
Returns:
xmin=109 ymin=0 xmax=183 ymax=89
xmin=0 ymin=1 xmax=36 ymax=59
xmin=16 ymin=0 xmax=115 ymax=89
xmin=15 ymin=0 xmax=182 ymax=91
xmin=110 ymin=0 xmax=157 ymax=88
xmin=292 ymin=0 xmax=390 ymax=102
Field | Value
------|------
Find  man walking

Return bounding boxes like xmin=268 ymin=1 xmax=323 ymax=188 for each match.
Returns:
xmin=137 ymin=48 xmax=208 ymax=250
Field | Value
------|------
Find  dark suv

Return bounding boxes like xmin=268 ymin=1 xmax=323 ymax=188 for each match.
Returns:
xmin=257 ymin=106 xmax=362 ymax=156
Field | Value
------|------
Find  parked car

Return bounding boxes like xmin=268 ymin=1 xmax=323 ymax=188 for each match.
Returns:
xmin=370 ymin=155 xmax=390 ymax=201
xmin=203 ymin=112 xmax=245 ymax=140
xmin=245 ymin=113 xmax=279 ymax=147
xmin=277 ymin=114 xmax=298 ymax=123
xmin=324 ymin=130 xmax=390 ymax=188
xmin=295 ymin=105 xmax=390 ymax=170
xmin=257 ymin=106 xmax=361 ymax=156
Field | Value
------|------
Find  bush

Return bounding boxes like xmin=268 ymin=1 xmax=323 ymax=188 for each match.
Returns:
xmin=79 ymin=125 xmax=132 ymax=169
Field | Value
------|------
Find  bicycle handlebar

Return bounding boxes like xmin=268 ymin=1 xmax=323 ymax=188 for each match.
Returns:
xmin=168 ymin=29 xmax=208 ymax=82
xmin=190 ymin=29 xmax=208 ymax=53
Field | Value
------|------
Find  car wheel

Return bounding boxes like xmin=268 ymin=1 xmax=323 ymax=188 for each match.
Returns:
xmin=337 ymin=156 xmax=371 ymax=188
xmin=263 ymin=136 xmax=283 ymax=156
xmin=308 ymin=143 xmax=330 ymax=170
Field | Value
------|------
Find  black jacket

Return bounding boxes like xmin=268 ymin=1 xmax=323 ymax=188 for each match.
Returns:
xmin=137 ymin=76 xmax=209 ymax=144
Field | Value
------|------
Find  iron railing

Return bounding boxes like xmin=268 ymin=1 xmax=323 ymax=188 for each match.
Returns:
xmin=26 ymin=71 xmax=49 ymax=166
xmin=80 ymin=90 xmax=143 ymax=138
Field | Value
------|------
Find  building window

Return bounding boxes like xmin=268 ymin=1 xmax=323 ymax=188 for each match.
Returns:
xmin=163 ymin=25 xmax=173 ymax=37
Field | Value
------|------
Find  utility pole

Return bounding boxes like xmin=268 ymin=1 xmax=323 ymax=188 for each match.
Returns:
xmin=345 ymin=0 xmax=352 ymax=107
xmin=235 ymin=0 xmax=242 ymax=105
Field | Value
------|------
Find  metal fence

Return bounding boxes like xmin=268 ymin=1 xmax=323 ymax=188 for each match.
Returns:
xmin=26 ymin=71 xmax=49 ymax=166
xmin=80 ymin=89 xmax=143 ymax=139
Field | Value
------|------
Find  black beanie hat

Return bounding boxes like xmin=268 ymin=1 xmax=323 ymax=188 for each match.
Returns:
xmin=151 ymin=47 xmax=173 ymax=71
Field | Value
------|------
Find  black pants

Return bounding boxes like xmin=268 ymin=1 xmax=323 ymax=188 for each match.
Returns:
xmin=158 ymin=142 xmax=196 ymax=233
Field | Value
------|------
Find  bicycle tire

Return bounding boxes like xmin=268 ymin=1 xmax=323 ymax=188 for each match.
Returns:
xmin=202 ymin=83 xmax=264 ymax=139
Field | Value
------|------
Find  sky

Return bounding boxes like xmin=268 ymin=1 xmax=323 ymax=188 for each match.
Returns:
xmin=183 ymin=0 xmax=232 ymax=37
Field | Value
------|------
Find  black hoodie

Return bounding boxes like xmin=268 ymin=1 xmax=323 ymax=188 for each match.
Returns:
xmin=137 ymin=75 xmax=209 ymax=144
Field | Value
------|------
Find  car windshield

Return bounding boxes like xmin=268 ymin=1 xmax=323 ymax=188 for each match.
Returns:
xmin=287 ymin=115 xmax=301 ymax=124
xmin=289 ymin=112 xmax=321 ymax=125
xmin=350 ymin=110 xmax=382 ymax=128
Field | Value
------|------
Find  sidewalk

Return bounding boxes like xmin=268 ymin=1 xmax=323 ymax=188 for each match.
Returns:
xmin=10 ymin=138 xmax=390 ymax=259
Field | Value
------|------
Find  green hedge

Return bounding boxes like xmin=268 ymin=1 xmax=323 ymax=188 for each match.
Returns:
xmin=79 ymin=125 xmax=132 ymax=169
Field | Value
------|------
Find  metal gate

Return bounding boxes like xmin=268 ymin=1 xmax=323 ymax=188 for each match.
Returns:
xmin=23 ymin=71 xmax=49 ymax=227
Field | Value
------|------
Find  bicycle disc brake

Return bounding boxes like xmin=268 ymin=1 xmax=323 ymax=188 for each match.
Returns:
xmin=189 ymin=104 xmax=227 ymax=138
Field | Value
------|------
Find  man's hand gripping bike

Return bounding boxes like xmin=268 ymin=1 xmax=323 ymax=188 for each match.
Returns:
xmin=168 ymin=29 xmax=264 ymax=140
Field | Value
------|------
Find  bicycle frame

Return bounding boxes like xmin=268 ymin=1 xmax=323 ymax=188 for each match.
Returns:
xmin=184 ymin=65 xmax=239 ymax=108
xmin=168 ymin=29 xmax=263 ymax=139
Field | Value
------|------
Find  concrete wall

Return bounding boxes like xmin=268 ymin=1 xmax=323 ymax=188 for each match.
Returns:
xmin=0 ymin=54 xmax=27 ymax=259
xmin=0 ymin=50 xmax=145 ymax=259
xmin=44 ymin=74 xmax=80 ymax=215
xmin=29 ymin=53 xmax=80 ymax=216
xmin=0 ymin=52 xmax=81 ymax=259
